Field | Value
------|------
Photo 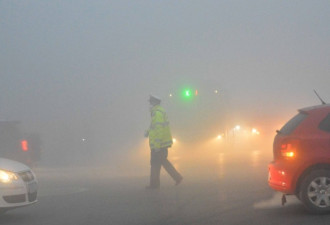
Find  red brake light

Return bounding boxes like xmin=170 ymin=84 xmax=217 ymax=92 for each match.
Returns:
xmin=21 ymin=140 xmax=29 ymax=151
xmin=280 ymin=140 xmax=299 ymax=159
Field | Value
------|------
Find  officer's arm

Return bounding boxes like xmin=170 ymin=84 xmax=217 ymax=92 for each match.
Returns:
xmin=149 ymin=111 xmax=163 ymax=145
xmin=151 ymin=111 xmax=163 ymax=131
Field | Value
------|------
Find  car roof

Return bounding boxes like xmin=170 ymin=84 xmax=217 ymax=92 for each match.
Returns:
xmin=299 ymin=104 xmax=330 ymax=113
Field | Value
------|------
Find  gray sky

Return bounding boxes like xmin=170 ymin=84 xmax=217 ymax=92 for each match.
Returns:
xmin=1 ymin=0 xmax=329 ymax=164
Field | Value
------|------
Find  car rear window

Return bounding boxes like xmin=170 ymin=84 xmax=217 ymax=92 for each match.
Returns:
xmin=279 ymin=112 xmax=307 ymax=135
xmin=319 ymin=113 xmax=330 ymax=132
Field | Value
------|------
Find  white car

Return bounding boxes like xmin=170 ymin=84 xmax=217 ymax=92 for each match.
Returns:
xmin=0 ymin=158 xmax=37 ymax=214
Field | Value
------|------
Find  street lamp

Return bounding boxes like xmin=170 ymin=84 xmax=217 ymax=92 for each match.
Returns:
xmin=235 ymin=125 xmax=241 ymax=131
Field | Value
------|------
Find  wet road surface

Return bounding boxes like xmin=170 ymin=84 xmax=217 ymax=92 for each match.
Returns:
xmin=2 ymin=148 xmax=330 ymax=225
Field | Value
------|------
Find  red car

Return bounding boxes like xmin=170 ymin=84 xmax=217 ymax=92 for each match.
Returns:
xmin=268 ymin=103 xmax=330 ymax=213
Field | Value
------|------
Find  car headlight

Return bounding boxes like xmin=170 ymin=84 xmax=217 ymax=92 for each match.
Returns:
xmin=0 ymin=170 xmax=18 ymax=183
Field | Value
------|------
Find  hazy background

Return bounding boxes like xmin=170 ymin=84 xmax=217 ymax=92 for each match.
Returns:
xmin=1 ymin=0 xmax=329 ymax=170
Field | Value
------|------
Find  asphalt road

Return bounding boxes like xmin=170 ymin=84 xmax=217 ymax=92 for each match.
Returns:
xmin=2 ymin=149 xmax=330 ymax=225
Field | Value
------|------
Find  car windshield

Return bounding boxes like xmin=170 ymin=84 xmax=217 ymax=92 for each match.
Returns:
xmin=279 ymin=112 xmax=307 ymax=135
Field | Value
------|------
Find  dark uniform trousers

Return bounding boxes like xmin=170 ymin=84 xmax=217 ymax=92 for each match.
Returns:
xmin=150 ymin=148 xmax=182 ymax=188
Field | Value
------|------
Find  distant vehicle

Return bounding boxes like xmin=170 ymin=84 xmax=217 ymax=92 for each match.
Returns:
xmin=0 ymin=157 xmax=38 ymax=214
xmin=0 ymin=121 xmax=42 ymax=167
xmin=268 ymin=104 xmax=330 ymax=213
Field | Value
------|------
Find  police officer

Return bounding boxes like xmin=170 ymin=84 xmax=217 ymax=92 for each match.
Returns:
xmin=145 ymin=95 xmax=183 ymax=189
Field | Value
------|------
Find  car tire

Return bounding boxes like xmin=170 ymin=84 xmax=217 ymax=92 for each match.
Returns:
xmin=300 ymin=169 xmax=330 ymax=213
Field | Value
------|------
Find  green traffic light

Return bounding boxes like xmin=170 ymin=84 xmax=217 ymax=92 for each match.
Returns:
xmin=181 ymin=88 xmax=195 ymax=102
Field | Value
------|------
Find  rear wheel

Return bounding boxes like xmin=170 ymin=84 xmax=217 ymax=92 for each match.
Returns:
xmin=300 ymin=170 xmax=330 ymax=213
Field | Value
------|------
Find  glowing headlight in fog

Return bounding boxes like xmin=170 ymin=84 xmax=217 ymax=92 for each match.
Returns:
xmin=252 ymin=128 xmax=260 ymax=135
xmin=235 ymin=125 xmax=241 ymax=131
xmin=0 ymin=170 xmax=18 ymax=183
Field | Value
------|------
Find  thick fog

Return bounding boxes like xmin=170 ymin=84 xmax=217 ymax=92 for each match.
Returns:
xmin=1 ymin=1 xmax=329 ymax=173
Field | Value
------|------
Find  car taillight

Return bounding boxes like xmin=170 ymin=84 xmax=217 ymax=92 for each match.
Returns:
xmin=281 ymin=140 xmax=299 ymax=159
xmin=21 ymin=140 xmax=29 ymax=151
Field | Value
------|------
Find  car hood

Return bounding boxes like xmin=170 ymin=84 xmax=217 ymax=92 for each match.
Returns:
xmin=0 ymin=158 xmax=30 ymax=172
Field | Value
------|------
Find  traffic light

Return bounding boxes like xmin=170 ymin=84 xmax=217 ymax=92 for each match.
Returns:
xmin=181 ymin=88 xmax=198 ymax=101
xmin=184 ymin=89 xmax=192 ymax=98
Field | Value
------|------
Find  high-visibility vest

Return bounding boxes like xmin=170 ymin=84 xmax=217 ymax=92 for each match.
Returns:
xmin=148 ymin=105 xmax=173 ymax=149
